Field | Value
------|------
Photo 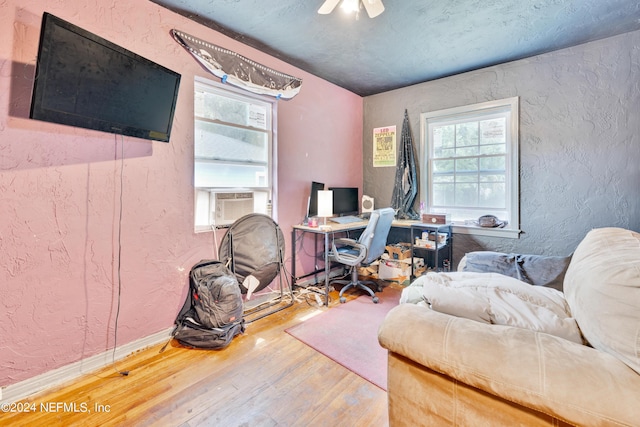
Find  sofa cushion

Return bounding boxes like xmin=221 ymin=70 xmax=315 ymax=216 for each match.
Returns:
xmin=564 ymin=227 xmax=640 ymax=374
xmin=401 ymin=271 xmax=583 ymax=343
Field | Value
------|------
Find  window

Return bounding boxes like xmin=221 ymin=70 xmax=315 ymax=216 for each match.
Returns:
xmin=420 ymin=97 xmax=519 ymax=238
xmin=193 ymin=77 xmax=277 ymax=232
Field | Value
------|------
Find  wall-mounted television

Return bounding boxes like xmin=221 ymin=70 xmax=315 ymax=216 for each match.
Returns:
xmin=329 ymin=187 xmax=359 ymax=216
xmin=30 ymin=13 xmax=181 ymax=142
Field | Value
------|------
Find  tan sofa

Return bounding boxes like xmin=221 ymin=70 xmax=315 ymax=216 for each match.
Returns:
xmin=378 ymin=227 xmax=640 ymax=426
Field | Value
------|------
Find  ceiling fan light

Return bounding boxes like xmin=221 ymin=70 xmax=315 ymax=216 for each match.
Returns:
xmin=340 ymin=0 xmax=360 ymax=14
xmin=318 ymin=0 xmax=384 ymax=18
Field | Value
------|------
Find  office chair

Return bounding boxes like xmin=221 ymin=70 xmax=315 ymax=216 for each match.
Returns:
xmin=330 ymin=207 xmax=395 ymax=303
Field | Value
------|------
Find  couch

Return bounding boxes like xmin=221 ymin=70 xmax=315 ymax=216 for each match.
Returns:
xmin=378 ymin=227 xmax=640 ymax=426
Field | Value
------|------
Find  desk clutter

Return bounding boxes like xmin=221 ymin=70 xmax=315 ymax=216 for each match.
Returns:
xmin=356 ymin=242 xmax=423 ymax=285
xmin=414 ymin=230 xmax=448 ymax=249
xmin=357 ymin=229 xmax=451 ymax=285
xmin=380 ymin=245 xmax=425 ymax=283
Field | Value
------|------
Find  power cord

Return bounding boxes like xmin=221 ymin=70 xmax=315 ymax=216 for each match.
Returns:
xmin=112 ymin=135 xmax=129 ymax=377
xmin=281 ymin=239 xmax=335 ymax=307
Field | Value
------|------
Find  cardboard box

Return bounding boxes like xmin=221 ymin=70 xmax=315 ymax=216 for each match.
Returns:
xmin=378 ymin=256 xmax=424 ymax=283
xmin=358 ymin=265 xmax=378 ymax=277
xmin=385 ymin=242 xmax=412 ymax=260
xmin=415 ymin=233 xmax=447 ymax=248
xmin=429 ymin=232 xmax=448 ymax=244
xmin=378 ymin=259 xmax=411 ymax=282
xmin=381 ymin=254 xmax=424 ymax=267
xmin=414 ymin=238 xmax=436 ymax=249
xmin=414 ymin=266 xmax=428 ymax=277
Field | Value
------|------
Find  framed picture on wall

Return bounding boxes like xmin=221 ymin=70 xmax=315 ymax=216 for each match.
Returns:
xmin=373 ymin=125 xmax=396 ymax=167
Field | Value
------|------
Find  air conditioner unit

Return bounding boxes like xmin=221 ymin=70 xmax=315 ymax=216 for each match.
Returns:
xmin=213 ymin=192 xmax=254 ymax=226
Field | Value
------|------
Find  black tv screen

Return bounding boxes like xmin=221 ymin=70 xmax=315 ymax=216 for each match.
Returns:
xmin=30 ymin=13 xmax=181 ymax=142
xmin=329 ymin=187 xmax=359 ymax=216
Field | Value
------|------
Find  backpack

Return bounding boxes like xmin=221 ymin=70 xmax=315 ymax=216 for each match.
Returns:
xmin=170 ymin=260 xmax=245 ymax=350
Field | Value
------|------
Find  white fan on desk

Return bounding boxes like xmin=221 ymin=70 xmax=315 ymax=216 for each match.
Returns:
xmin=318 ymin=0 xmax=385 ymax=19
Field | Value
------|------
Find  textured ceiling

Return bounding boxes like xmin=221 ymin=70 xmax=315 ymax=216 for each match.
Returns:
xmin=151 ymin=0 xmax=640 ymax=96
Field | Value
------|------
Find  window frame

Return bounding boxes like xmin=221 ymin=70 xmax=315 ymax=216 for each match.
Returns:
xmin=193 ymin=76 xmax=278 ymax=232
xmin=419 ymin=97 xmax=520 ymax=238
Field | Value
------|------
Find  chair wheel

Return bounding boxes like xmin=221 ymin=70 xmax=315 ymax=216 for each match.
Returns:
xmin=372 ymin=296 xmax=379 ymax=304
xmin=339 ymin=297 xmax=346 ymax=304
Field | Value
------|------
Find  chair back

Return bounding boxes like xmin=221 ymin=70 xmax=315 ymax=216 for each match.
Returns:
xmin=358 ymin=207 xmax=395 ymax=264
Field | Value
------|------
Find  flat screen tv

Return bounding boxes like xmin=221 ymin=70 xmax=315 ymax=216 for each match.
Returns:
xmin=329 ymin=187 xmax=359 ymax=216
xmin=30 ymin=13 xmax=181 ymax=142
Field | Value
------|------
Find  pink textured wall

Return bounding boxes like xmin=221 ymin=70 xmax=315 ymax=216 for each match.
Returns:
xmin=0 ymin=0 xmax=363 ymax=387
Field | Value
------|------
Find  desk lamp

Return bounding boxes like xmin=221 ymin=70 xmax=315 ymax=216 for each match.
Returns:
xmin=317 ymin=190 xmax=333 ymax=230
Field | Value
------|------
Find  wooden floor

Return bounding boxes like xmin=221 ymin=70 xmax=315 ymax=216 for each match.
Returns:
xmin=3 ymin=284 xmax=395 ymax=427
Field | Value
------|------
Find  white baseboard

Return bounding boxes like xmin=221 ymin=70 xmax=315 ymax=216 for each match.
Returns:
xmin=1 ymin=327 xmax=173 ymax=404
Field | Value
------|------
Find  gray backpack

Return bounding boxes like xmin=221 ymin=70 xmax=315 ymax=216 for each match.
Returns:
xmin=170 ymin=260 xmax=244 ymax=349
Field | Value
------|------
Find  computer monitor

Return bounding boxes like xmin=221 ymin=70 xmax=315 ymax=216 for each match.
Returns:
xmin=308 ymin=181 xmax=325 ymax=217
xmin=329 ymin=187 xmax=359 ymax=216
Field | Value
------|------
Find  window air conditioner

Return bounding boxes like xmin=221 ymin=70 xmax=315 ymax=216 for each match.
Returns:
xmin=213 ymin=192 xmax=254 ymax=225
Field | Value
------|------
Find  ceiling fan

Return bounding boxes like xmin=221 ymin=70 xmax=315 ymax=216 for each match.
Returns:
xmin=318 ymin=0 xmax=385 ymax=19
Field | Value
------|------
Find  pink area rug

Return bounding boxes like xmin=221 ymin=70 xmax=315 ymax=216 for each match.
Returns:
xmin=286 ymin=286 xmax=402 ymax=390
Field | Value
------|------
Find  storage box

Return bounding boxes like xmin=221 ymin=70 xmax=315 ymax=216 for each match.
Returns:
xmin=422 ymin=213 xmax=450 ymax=224
xmin=378 ymin=256 xmax=424 ymax=283
xmin=385 ymin=242 xmax=412 ymax=260
xmin=414 ymin=238 xmax=436 ymax=249
xmin=419 ymin=231 xmax=448 ymax=244
xmin=429 ymin=232 xmax=448 ymax=244
xmin=378 ymin=259 xmax=411 ymax=282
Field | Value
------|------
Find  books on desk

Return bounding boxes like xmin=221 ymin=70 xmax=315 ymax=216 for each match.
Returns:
xmin=329 ymin=215 xmax=362 ymax=225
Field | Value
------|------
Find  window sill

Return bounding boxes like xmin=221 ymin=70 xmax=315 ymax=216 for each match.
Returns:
xmin=451 ymin=223 xmax=521 ymax=239
xmin=194 ymin=225 xmax=213 ymax=234
xmin=194 ymin=224 xmax=232 ymax=234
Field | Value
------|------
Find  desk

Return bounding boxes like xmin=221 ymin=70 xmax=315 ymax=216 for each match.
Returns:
xmin=291 ymin=219 xmax=450 ymax=305
xmin=291 ymin=220 xmax=368 ymax=306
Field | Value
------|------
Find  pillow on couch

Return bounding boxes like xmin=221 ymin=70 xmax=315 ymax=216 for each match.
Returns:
xmin=563 ymin=227 xmax=640 ymax=374
xmin=458 ymin=251 xmax=571 ymax=291
xmin=401 ymin=271 xmax=583 ymax=343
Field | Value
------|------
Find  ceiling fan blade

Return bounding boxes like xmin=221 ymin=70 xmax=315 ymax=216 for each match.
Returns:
xmin=362 ymin=0 xmax=385 ymax=18
xmin=318 ymin=0 xmax=341 ymax=14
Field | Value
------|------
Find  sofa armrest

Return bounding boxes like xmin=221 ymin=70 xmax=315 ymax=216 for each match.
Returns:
xmin=378 ymin=304 xmax=640 ymax=426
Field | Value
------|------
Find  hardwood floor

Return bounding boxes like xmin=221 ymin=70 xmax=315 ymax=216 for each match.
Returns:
xmin=3 ymin=284 xmax=394 ymax=426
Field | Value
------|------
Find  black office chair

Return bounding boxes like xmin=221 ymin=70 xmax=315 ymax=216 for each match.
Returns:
xmin=330 ymin=207 xmax=395 ymax=303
